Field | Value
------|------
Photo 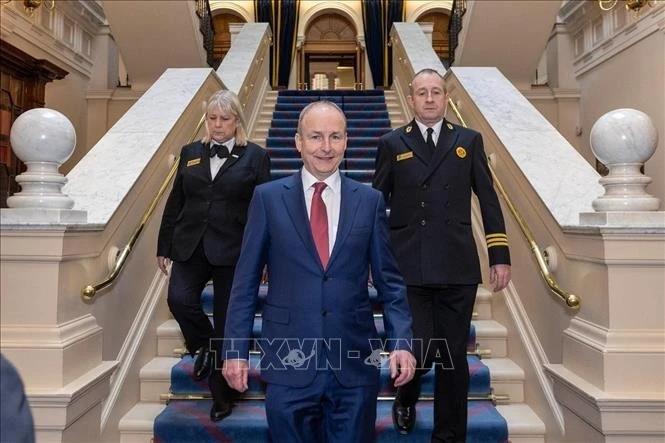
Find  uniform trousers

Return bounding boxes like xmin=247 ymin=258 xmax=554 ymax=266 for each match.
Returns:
xmin=397 ymin=284 xmax=477 ymax=443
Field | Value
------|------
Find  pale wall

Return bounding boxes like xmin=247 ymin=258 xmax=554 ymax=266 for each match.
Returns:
xmin=47 ymin=72 xmax=91 ymax=174
xmin=577 ymin=31 xmax=665 ymax=208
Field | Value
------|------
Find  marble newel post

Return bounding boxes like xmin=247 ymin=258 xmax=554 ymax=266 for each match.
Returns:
xmin=549 ymin=108 xmax=665 ymax=442
xmin=1 ymin=109 xmax=114 ymax=443
xmin=3 ymin=108 xmax=86 ymax=223
xmin=580 ymin=108 xmax=663 ymax=225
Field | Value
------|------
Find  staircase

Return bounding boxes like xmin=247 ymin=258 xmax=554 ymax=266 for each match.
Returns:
xmin=265 ymin=90 xmax=393 ymax=184
xmin=118 ymin=90 xmax=545 ymax=442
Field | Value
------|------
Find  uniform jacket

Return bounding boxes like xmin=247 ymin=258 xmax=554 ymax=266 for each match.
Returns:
xmin=373 ymin=119 xmax=510 ymax=286
xmin=223 ymin=172 xmax=413 ymax=388
xmin=157 ymin=140 xmax=271 ymax=266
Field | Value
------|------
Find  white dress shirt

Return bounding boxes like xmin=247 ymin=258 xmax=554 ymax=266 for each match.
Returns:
xmin=210 ymin=137 xmax=234 ymax=179
xmin=301 ymin=167 xmax=341 ymax=255
xmin=415 ymin=119 xmax=443 ymax=146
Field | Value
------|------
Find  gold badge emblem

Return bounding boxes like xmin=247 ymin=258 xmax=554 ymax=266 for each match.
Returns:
xmin=396 ymin=151 xmax=414 ymax=162
xmin=456 ymin=147 xmax=467 ymax=159
xmin=187 ymin=158 xmax=201 ymax=167
xmin=405 ymin=125 xmax=412 ymax=133
xmin=447 ymin=123 xmax=453 ymax=130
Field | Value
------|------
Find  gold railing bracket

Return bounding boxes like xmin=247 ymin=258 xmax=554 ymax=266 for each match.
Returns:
xmin=543 ymin=246 xmax=558 ymax=272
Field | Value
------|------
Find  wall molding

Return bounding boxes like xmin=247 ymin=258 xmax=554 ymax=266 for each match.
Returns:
xmin=471 ymin=203 xmax=566 ymax=433
xmin=1 ymin=314 xmax=101 ymax=348
xmin=547 ymin=363 xmax=665 ymax=436
xmin=100 ymin=269 xmax=168 ymax=430
xmin=564 ymin=317 xmax=665 ymax=353
xmin=29 ymin=361 xmax=116 ymax=429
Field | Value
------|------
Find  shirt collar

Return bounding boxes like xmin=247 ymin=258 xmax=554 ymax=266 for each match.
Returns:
xmin=301 ymin=167 xmax=341 ymax=194
xmin=415 ymin=119 xmax=443 ymax=139
xmin=211 ymin=137 xmax=235 ymax=152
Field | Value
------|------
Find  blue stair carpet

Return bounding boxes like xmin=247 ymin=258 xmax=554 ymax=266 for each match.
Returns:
xmin=154 ymin=400 xmax=507 ymax=443
xmin=154 ymin=90 xmax=509 ymax=442
xmin=265 ymin=90 xmax=393 ymax=184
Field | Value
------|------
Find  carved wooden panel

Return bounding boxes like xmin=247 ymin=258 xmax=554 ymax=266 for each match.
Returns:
xmin=305 ymin=13 xmax=356 ymax=42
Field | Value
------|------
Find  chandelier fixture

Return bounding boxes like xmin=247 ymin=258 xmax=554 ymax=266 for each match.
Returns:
xmin=598 ymin=0 xmax=656 ymax=14
xmin=0 ymin=0 xmax=55 ymax=16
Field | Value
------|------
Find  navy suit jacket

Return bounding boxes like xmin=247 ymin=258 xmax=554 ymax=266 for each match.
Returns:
xmin=373 ymin=119 xmax=510 ymax=286
xmin=224 ymin=172 xmax=412 ymax=388
xmin=157 ymin=140 xmax=270 ymax=266
xmin=0 ymin=354 xmax=35 ymax=443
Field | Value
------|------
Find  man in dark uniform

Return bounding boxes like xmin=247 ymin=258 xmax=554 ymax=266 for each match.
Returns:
xmin=373 ymin=68 xmax=511 ymax=442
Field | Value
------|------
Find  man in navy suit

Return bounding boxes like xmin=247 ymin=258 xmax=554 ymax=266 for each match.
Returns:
xmin=223 ymin=101 xmax=415 ymax=442
xmin=373 ymin=68 xmax=511 ymax=442
xmin=0 ymin=353 xmax=35 ymax=443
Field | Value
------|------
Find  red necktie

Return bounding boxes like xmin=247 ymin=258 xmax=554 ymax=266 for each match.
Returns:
xmin=311 ymin=182 xmax=329 ymax=268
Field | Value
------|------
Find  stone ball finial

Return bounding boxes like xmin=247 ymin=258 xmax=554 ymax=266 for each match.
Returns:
xmin=10 ymin=108 xmax=76 ymax=166
xmin=590 ymin=108 xmax=658 ymax=165
xmin=7 ymin=108 xmax=77 ymax=210
xmin=589 ymin=108 xmax=660 ymax=212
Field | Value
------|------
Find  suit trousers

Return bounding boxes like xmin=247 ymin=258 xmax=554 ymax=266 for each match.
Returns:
xmin=265 ymin=370 xmax=379 ymax=443
xmin=397 ymin=284 xmax=477 ymax=443
xmin=167 ymin=240 xmax=235 ymax=362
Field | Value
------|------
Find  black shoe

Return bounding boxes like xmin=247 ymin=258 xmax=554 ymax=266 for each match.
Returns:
xmin=193 ymin=347 xmax=213 ymax=381
xmin=210 ymin=401 xmax=232 ymax=422
xmin=392 ymin=397 xmax=416 ymax=434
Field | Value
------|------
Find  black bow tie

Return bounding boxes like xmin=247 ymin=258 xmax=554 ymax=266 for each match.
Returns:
xmin=210 ymin=143 xmax=230 ymax=159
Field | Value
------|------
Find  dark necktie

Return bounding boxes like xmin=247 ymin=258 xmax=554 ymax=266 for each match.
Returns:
xmin=426 ymin=128 xmax=435 ymax=154
xmin=210 ymin=143 xmax=230 ymax=159
xmin=310 ymin=182 xmax=329 ymax=268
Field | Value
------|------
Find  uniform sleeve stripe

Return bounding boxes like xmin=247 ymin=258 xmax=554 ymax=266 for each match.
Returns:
xmin=486 ymin=233 xmax=508 ymax=240
xmin=487 ymin=241 xmax=509 ymax=248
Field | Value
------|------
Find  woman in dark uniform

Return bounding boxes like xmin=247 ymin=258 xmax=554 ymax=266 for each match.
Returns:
xmin=157 ymin=89 xmax=270 ymax=422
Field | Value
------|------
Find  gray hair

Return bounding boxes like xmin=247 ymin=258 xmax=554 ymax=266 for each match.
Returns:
xmin=296 ymin=100 xmax=347 ymax=135
xmin=409 ymin=68 xmax=447 ymax=95
xmin=202 ymin=89 xmax=249 ymax=146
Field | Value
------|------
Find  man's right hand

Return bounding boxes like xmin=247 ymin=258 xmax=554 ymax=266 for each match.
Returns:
xmin=157 ymin=256 xmax=171 ymax=275
xmin=223 ymin=359 xmax=249 ymax=392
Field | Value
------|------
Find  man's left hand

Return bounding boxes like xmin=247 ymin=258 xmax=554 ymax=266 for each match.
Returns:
xmin=389 ymin=349 xmax=416 ymax=387
xmin=490 ymin=264 xmax=511 ymax=292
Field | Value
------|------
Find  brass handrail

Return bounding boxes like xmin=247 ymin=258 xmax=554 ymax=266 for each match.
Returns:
xmin=448 ymin=98 xmax=580 ymax=310
xmin=82 ymin=114 xmax=207 ymax=302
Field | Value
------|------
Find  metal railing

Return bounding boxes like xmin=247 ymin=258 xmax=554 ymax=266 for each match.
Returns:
xmin=448 ymin=98 xmax=580 ymax=310
xmin=82 ymin=115 xmax=206 ymax=302
xmin=196 ymin=0 xmax=218 ymax=69
xmin=447 ymin=0 xmax=467 ymax=67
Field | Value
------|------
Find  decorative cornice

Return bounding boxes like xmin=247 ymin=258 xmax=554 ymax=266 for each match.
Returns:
xmin=0 ymin=0 xmax=101 ymax=77
xmin=567 ymin=4 xmax=665 ymax=77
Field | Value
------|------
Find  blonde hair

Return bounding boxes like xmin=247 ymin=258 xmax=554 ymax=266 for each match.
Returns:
xmin=201 ymin=90 xmax=249 ymax=146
